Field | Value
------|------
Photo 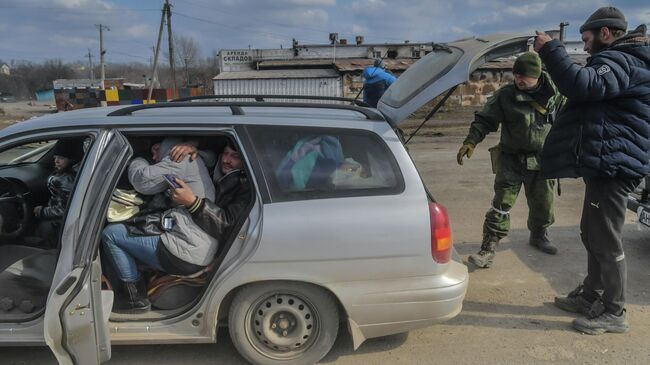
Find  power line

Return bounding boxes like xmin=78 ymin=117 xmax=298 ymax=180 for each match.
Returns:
xmin=173 ymin=11 xmax=323 ymax=44
xmin=0 ymin=6 xmax=159 ymax=12
xmin=173 ymin=0 xmax=410 ymax=43
xmin=110 ymin=51 xmax=150 ymax=60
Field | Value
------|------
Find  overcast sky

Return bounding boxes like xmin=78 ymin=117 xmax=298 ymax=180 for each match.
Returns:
xmin=0 ymin=0 xmax=649 ymax=64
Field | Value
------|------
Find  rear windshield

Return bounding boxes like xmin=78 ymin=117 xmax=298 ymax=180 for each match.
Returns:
xmin=248 ymin=125 xmax=404 ymax=202
xmin=381 ymin=46 xmax=463 ymax=108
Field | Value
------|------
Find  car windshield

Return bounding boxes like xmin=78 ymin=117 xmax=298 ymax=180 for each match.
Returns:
xmin=0 ymin=141 xmax=55 ymax=166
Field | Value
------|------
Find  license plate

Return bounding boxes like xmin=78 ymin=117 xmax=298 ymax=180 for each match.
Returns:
xmin=639 ymin=207 xmax=650 ymax=228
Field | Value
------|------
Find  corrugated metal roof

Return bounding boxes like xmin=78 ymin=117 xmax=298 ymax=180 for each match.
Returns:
xmin=258 ymin=60 xmax=334 ymax=68
xmin=254 ymin=58 xmax=416 ymax=72
xmin=334 ymin=59 xmax=415 ymax=72
xmin=214 ymin=68 xmax=339 ymax=80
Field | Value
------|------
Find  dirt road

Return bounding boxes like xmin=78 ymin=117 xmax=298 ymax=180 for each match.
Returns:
xmin=1 ymin=124 xmax=649 ymax=365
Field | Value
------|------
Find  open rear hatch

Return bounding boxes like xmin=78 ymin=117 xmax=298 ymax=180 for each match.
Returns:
xmin=377 ymin=33 xmax=533 ymax=127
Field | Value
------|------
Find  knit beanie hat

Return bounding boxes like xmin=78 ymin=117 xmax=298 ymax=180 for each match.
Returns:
xmin=579 ymin=6 xmax=627 ymax=33
xmin=513 ymin=52 xmax=542 ymax=79
xmin=52 ymin=138 xmax=84 ymax=162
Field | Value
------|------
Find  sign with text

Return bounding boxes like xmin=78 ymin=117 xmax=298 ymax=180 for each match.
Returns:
xmin=221 ymin=50 xmax=256 ymax=65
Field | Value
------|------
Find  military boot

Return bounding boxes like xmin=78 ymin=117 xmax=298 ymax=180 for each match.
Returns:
xmin=529 ymin=228 xmax=557 ymax=255
xmin=468 ymin=236 xmax=498 ymax=268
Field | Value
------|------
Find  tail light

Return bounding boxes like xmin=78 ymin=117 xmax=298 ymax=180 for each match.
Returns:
xmin=429 ymin=201 xmax=452 ymax=263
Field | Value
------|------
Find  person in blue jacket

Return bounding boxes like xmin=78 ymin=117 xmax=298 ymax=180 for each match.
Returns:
xmin=535 ymin=7 xmax=650 ymax=335
xmin=363 ymin=58 xmax=396 ymax=108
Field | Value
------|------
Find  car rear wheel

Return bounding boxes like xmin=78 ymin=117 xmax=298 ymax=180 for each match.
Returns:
xmin=228 ymin=281 xmax=339 ymax=365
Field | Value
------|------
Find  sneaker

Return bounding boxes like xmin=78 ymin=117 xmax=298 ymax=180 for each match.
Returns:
xmin=554 ymin=285 xmax=594 ymax=315
xmin=572 ymin=310 xmax=629 ymax=335
xmin=468 ymin=250 xmax=495 ymax=268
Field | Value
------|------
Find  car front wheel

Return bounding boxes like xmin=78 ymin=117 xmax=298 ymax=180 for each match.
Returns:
xmin=228 ymin=281 xmax=339 ymax=365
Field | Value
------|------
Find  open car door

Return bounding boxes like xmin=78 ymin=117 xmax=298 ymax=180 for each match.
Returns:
xmin=44 ymin=130 xmax=132 ymax=365
xmin=377 ymin=33 xmax=533 ymax=127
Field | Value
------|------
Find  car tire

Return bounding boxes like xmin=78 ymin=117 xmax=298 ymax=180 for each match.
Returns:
xmin=228 ymin=281 xmax=339 ymax=365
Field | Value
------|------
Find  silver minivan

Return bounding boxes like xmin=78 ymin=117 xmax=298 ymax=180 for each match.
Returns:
xmin=0 ymin=34 xmax=531 ymax=365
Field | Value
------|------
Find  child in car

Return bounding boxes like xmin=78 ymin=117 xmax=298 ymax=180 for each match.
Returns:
xmin=33 ymin=138 xmax=84 ymax=247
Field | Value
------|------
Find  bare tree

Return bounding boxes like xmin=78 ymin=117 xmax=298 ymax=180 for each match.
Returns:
xmin=166 ymin=35 xmax=201 ymax=87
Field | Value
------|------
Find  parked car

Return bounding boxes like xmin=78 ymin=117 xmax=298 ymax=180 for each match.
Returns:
xmin=627 ymin=175 xmax=650 ymax=229
xmin=0 ymin=33 xmax=531 ymax=365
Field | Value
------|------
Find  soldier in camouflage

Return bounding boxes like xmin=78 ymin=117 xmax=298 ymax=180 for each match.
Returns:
xmin=457 ymin=52 xmax=565 ymax=268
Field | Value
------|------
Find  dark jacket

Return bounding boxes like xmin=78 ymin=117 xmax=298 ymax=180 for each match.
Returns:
xmin=190 ymin=169 xmax=251 ymax=244
xmin=464 ymin=73 xmax=565 ymax=156
xmin=39 ymin=167 xmax=77 ymax=219
xmin=538 ymin=35 xmax=650 ymax=179
xmin=155 ymin=169 xmax=251 ymax=275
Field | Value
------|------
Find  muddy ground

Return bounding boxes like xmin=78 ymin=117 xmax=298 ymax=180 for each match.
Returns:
xmin=1 ymin=114 xmax=649 ymax=365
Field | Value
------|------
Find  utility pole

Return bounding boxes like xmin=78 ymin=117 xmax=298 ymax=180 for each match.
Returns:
xmin=96 ymin=24 xmax=110 ymax=93
xmin=148 ymin=4 xmax=167 ymax=103
xmin=86 ymin=49 xmax=94 ymax=83
xmin=165 ymin=0 xmax=178 ymax=98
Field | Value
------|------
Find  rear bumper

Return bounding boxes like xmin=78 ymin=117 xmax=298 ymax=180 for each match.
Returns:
xmin=329 ymin=260 xmax=468 ymax=346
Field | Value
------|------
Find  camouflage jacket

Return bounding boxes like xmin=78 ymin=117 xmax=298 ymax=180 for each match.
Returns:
xmin=463 ymin=73 xmax=566 ymax=155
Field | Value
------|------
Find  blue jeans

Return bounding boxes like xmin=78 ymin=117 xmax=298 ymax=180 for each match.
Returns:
xmin=102 ymin=224 xmax=163 ymax=283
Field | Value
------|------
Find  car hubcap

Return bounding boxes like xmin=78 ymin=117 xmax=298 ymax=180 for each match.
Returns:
xmin=247 ymin=293 xmax=318 ymax=360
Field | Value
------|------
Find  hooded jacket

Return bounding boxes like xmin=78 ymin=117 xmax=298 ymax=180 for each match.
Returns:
xmin=538 ymin=33 xmax=650 ymax=179
xmin=126 ymin=137 xmax=217 ymax=272
xmin=363 ymin=66 xmax=397 ymax=107
xmin=128 ymin=137 xmax=215 ymax=201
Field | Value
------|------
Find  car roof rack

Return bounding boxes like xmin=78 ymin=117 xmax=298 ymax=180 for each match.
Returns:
xmin=170 ymin=94 xmax=371 ymax=108
xmin=106 ymin=101 xmax=384 ymax=121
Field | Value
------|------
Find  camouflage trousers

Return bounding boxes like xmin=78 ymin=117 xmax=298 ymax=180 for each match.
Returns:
xmin=483 ymin=152 xmax=555 ymax=241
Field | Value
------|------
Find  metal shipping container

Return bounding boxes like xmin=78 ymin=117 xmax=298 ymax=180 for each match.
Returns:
xmin=213 ymin=69 xmax=342 ymax=99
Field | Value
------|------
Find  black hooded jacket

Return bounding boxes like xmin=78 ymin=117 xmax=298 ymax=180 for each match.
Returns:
xmin=538 ymin=32 xmax=650 ymax=179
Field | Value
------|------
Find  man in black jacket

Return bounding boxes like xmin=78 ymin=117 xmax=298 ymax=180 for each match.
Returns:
xmin=171 ymin=141 xmax=251 ymax=253
xmin=534 ymin=7 xmax=650 ymax=334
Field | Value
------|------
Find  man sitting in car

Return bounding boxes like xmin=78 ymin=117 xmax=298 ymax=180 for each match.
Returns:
xmin=101 ymin=137 xmax=216 ymax=311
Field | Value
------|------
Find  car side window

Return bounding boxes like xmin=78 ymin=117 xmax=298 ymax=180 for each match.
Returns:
xmin=0 ymin=141 xmax=56 ymax=166
xmin=249 ymin=125 xmax=404 ymax=202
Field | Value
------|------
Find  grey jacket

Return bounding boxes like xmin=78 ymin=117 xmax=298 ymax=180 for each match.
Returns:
xmin=128 ymin=138 xmax=215 ymax=201
xmin=128 ymin=137 xmax=217 ymax=267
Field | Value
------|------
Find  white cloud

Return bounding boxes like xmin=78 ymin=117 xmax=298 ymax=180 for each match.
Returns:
xmin=504 ymin=3 xmax=548 ymax=17
xmin=269 ymin=8 xmax=329 ymax=26
xmin=53 ymin=0 xmax=111 ymax=10
xmin=50 ymin=34 xmax=96 ymax=46
xmin=351 ymin=24 xmax=368 ymax=35
xmin=284 ymin=0 xmax=336 ymax=6
xmin=125 ymin=24 xmax=152 ymax=38
xmin=350 ymin=0 xmax=387 ymax=11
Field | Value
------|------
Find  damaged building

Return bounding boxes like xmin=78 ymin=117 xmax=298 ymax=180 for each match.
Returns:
xmin=214 ymin=32 xmax=584 ymax=109
xmin=214 ymin=35 xmax=430 ymax=100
